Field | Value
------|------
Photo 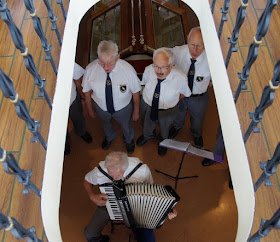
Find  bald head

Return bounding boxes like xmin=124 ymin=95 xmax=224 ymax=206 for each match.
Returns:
xmin=187 ymin=27 xmax=204 ymax=59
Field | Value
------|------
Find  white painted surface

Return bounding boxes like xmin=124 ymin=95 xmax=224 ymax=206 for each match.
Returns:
xmin=41 ymin=0 xmax=255 ymax=241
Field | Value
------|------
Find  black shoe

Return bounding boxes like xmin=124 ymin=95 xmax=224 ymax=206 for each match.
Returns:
xmin=136 ymin=135 xmax=149 ymax=146
xmin=168 ymin=126 xmax=180 ymax=138
xmin=64 ymin=142 xmax=71 ymax=155
xmin=126 ymin=141 xmax=135 ymax=154
xmin=229 ymin=177 xmax=233 ymax=190
xmin=158 ymin=146 xmax=167 ymax=156
xmin=100 ymin=235 xmax=109 ymax=242
xmin=202 ymin=158 xmax=215 ymax=166
xmin=88 ymin=235 xmax=109 ymax=242
xmin=194 ymin=136 xmax=203 ymax=148
xmin=102 ymin=138 xmax=112 ymax=150
xmin=80 ymin=131 xmax=93 ymax=143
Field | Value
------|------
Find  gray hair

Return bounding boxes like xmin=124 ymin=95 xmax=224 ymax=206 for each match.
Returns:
xmin=97 ymin=40 xmax=119 ymax=58
xmin=104 ymin=152 xmax=129 ymax=171
xmin=187 ymin=26 xmax=202 ymax=42
xmin=153 ymin=47 xmax=174 ymax=65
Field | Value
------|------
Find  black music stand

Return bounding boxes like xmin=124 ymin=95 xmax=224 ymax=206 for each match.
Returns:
xmin=155 ymin=139 xmax=223 ymax=190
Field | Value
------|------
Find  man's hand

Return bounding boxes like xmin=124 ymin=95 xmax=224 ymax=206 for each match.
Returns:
xmin=89 ymin=193 xmax=108 ymax=206
xmin=168 ymin=208 xmax=178 ymax=220
xmin=132 ymin=109 xmax=139 ymax=121
xmin=84 ymin=91 xmax=96 ymax=119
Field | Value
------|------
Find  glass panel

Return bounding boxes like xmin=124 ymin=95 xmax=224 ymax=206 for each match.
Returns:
xmin=152 ymin=3 xmax=185 ymax=48
xmin=164 ymin=0 xmax=179 ymax=7
xmin=90 ymin=5 xmax=121 ymax=62
xmin=93 ymin=0 xmax=113 ymax=11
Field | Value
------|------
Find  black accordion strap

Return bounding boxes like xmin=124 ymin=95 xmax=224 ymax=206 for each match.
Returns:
xmin=98 ymin=162 xmax=143 ymax=182
xmin=124 ymin=162 xmax=143 ymax=182
xmin=97 ymin=165 xmax=114 ymax=181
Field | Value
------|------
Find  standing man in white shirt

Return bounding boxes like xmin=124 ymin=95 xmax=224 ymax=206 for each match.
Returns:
xmin=168 ymin=27 xmax=211 ymax=148
xmin=82 ymin=41 xmax=141 ymax=154
xmin=65 ymin=62 xmax=93 ymax=155
xmin=136 ymin=48 xmax=191 ymax=156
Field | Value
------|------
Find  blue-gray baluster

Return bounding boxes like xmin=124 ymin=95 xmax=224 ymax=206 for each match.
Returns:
xmin=0 ymin=0 xmax=52 ymax=109
xmin=23 ymin=0 xmax=57 ymax=75
xmin=56 ymin=0 xmax=66 ymax=21
xmin=0 ymin=146 xmax=41 ymax=196
xmin=0 ymin=67 xmax=47 ymax=150
xmin=218 ymin=0 xmax=230 ymax=39
xmin=225 ymin=0 xmax=248 ymax=68
xmin=0 ymin=210 xmax=42 ymax=242
xmin=247 ymin=208 xmax=280 ymax=242
xmin=254 ymin=143 xmax=280 ymax=191
xmin=234 ymin=0 xmax=278 ymax=103
xmin=243 ymin=59 xmax=280 ymax=143
xmin=211 ymin=0 xmax=216 ymax=14
xmin=42 ymin=0 xmax=62 ymax=46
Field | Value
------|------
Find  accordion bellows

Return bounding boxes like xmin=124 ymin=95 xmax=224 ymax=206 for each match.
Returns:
xmin=100 ymin=183 xmax=180 ymax=229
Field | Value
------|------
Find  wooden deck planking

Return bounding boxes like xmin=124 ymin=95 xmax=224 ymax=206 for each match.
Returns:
xmin=0 ymin=0 xmax=279 ymax=241
xmin=0 ymin=0 xmax=69 ymax=241
xmin=214 ymin=0 xmax=280 ymax=241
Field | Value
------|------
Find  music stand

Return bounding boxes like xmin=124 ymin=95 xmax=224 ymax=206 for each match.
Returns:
xmin=155 ymin=139 xmax=223 ymax=190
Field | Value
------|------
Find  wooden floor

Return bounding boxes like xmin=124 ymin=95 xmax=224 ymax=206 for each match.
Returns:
xmin=0 ymin=0 xmax=280 ymax=241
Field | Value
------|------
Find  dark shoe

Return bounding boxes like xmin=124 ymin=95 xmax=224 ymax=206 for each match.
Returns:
xmin=126 ymin=141 xmax=135 ymax=154
xmin=229 ymin=177 xmax=233 ymax=190
xmin=194 ymin=136 xmax=203 ymax=148
xmin=64 ymin=142 xmax=71 ymax=155
xmin=88 ymin=235 xmax=109 ymax=242
xmin=80 ymin=131 xmax=93 ymax=143
xmin=158 ymin=146 xmax=167 ymax=156
xmin=100 ymin=235 xmax=109 ymax=242
xmin=102 ymin=138 xmax=112 ymax=150
xmin=136 ymin=135 xmax=149 ymax=146
xmin=168 ymin=126 xmax=180 ymax=138
xmin=202 ymin=158 xmax=215 ymax=166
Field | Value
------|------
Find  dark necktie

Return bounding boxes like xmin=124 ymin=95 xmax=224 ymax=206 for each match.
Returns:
xmin=188 ymin=58 xmax=196 ymax=91
xmin=105 ymin=73 xmax=115 ymax=114
xmin=150 ymin=78 xmax=164 ymax=121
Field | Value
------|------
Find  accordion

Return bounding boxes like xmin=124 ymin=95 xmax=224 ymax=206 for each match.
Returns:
xmin=99 ymin=183 xmax=180 ymax=229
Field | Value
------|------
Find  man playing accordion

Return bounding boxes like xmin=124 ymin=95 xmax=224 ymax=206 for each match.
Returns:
xmin=83 ymin=151 xmax=177 ymax=242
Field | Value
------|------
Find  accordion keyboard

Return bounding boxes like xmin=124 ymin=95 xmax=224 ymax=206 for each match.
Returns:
xmin=99 ymin=185 xmax=123 ymax=221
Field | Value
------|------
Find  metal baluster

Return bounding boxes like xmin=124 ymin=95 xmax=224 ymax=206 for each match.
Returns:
xmin=0 ymin=0 xmax=52 ymax=109
xmin=254 ymin=143 xmax=280 ymax=191
xmin=234 ymin=0 xmax=278 ymax=103
xmin=0 ymin=67 xmax=47 ymax=150
xmin=23 ymin=0 xmax=57 ymax=75
xmin=243 ymin=59 xmax=280 ymax=143
xmin=0 ymin=210 xmax=42 ymax=242
xmin=42 ymin=0 xmax=62 ymax=45
xmin=218 ymin=0 xmax=230 ymax=39
xmin=56 ymin=0 xmax=66 ymax=21
xmin=211 ymin=0 xmax=216 ymax=14
xmin=225 ymin=0 xmax=248 ymax=68
xmin=247 ymin=208 xmax=280 ymax=242
xmin=0 ymin=146 xmax=41 ymax=196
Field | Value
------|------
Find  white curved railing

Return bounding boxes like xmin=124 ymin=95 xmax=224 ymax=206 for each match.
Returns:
xmin=41 ymin=0 xmax=255 ymax=241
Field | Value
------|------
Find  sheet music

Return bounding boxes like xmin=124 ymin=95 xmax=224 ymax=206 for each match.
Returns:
xmin=188 ymin=145 xmax=214 ymax=160
xmin=159 ymin=139 xmax=223 ymax=163
xmin=160 ymin=139 xmax=190 ymax=152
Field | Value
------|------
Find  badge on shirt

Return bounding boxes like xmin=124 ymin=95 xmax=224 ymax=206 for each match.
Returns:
xmin=120 ymin=85 xmax=127 ymax=93
xmin=196 ymin=76 xmax=204 ymax=82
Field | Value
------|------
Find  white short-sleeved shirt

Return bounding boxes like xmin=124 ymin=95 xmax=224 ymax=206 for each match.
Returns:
xmin=70 ymin=63 xmax=85 ymax=106
xmin=142 ymin=65 xmax=191 ymax=109
xmin=82 ymin=59 xmax=141 ymax=112
xmin=170 ymin=45 xmax=211 ymax=95
xmin=84 ymin=157 xmax=154 ymax=185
